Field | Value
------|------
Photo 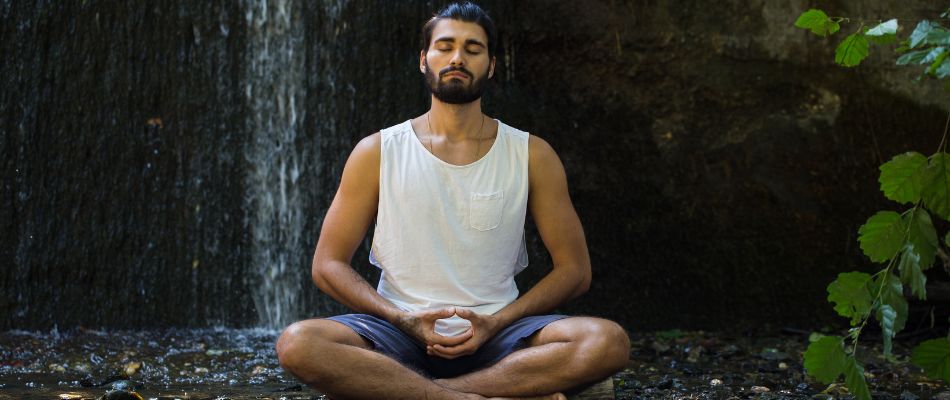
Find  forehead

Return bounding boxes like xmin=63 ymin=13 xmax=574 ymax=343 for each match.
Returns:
xmin=429 ymin=19 xmax=488 ymax=45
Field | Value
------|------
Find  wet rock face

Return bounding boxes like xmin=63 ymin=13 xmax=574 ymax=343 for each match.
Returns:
xmin=2 ymin=1 xmax=948 ymax=330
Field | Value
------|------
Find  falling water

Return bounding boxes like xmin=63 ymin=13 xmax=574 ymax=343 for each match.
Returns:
xmin=242 ymin=0 xmax=307 ymax=329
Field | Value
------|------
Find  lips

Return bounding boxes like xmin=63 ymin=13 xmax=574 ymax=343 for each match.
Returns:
xmin=443 ymin=72 xmax=469 ymax=79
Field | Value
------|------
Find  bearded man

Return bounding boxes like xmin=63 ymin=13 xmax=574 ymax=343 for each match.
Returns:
xmin=276 ymin=3 xmax=629 ymax=399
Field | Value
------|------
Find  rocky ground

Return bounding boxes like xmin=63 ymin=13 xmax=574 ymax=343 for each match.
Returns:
xmin=0 ymin=326 xmax=944 ymax=399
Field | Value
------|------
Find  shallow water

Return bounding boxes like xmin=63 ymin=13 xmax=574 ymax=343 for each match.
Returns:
xmin=0 ymin=328 xmax=317 ymax=399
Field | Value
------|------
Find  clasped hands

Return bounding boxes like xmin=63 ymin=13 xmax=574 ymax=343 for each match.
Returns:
xmin=393 ymin=306 xmax=500 ymax=359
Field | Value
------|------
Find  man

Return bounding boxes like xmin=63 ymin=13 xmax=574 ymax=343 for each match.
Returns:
xmin=276 ymin=3 xmax=629 ymax=399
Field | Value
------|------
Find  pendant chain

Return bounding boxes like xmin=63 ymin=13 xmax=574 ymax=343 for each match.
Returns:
xmin=425 ymin=112 xmax=485 ymax=162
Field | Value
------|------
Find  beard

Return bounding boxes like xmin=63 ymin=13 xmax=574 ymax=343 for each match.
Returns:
xmin=423 ymin=60 xmax=488 ymax=104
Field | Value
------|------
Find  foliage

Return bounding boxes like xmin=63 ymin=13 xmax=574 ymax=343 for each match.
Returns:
xmin=794 ymin=7 xmax=950 ymax=400
xmin=912 ymin=338 xmax=950 ymax=381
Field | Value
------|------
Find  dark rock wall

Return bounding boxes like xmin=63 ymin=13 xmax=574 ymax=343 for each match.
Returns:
xmin=2 ymin=0 xmax=948 ymax=331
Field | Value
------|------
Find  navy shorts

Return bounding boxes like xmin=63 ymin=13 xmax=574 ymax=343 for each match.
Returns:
xmin=327 ymin=313 xmax=568 ymax=378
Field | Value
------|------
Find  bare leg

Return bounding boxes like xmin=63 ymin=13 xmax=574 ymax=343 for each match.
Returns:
xmin=276 ymin=319 xmax=482 ymax=400
xmin=436 ymin=317 xmax=630 ymax=398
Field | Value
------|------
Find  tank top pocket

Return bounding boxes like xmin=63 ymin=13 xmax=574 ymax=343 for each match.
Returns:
xmin=470 ymin=190 xmax=505 ymax=231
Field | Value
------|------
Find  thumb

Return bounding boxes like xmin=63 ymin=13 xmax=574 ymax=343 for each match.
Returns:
xmin=425 ymin=306 xmax=455 ymax=319
xmin=455 ymin=308 xmax=475 ymax=319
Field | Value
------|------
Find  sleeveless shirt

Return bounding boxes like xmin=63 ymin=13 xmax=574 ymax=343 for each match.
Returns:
xmin=370 ymin=119 xmax=530 ymax=336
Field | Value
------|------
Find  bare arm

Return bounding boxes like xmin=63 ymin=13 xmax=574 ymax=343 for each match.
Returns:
xmin=311 ymin=133 xmax=401 ymax=320
xmin=492 ymin=135 xmax=592 ymax=328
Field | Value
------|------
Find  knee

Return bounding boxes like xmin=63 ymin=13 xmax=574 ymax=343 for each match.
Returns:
xmin=578 ymin=319 xmax=630 ymax=372
xmin=275 ymin=320 xmax=328 ymax=374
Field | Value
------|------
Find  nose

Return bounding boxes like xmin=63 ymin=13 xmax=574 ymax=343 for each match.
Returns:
xmin=449 ymin=49 xmax=465 ymax=66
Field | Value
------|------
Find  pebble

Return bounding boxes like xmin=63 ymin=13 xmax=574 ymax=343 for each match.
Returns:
xmin=759 ymin=348 xmax=789 ymax=361
xmin=99 ymin=390 xmax=144 ymax=400
xmin=651 ymin=341 xmax=671 ymax=354
xmin=778 ymin=362 xmax=788 ymax=370
xmin=123 ymin=361 xmax=141 ymax=376
xmin=194 ymin=367 xmax=209 ymax=374
xmin=901 ymin=390 xmax=920 ymax=400
xmin=710 ymin=378 xmax=723 ymax=386
xmin=49 ymin=363 xmax=66 ymax=373
xmin=73 ymin=362 xmax=92 ymax=373
xmin=686 ymin=345 xmax=704 ymax=363
xmin=751 ymin=386 xmax=770 ymax=393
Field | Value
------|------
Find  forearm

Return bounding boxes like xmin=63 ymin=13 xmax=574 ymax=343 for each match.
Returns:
xmin=313 ymin=259 xmax=403 ymax=323
xmin=492 ymin=264 xmax=589 ymax=328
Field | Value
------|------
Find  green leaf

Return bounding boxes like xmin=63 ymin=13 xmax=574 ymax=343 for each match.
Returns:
xmin=873 ymin=271 xmax=909 ymax=359
xmin=911 ymin=21 xmax=937 ymax=48
xmin=905 ymin=208 xmax=939 ymax=269
xmin=937 ymin=61 xmax=950 ymax=79
xmin=923 ymin=153 xmax=950 ymax=221
xmin=897 ymin=49 xmax=933 ymax=65
xmin=912 ymin=338 xmax=950 ymax=382
xmin=927 ymin=29 xmax=950 ymax=46
xmin=878 ymin=304 xmax=897 ymax=357
xmin=858 ymin=211 xmax=906 ymax=262
xmin=795 ymin=9 xmax=840 ymax=37
xmin=866 ymin=19 xmax=898 ymax=44
xmin=899 ymin=245 xmax=927 ymax=300
xmin=874 ymin=272 xmax=909 ymax=333
xmin=835 ymin=34 xmax=870 ymax=67
xmin=929 ymin=51 xmax=950 ymax=76
xmin=804 ymin=335 xmax=847 ymax=384
xmin=924 ymin=47 xmax=949 ymax=64
xmin=879 ymin=152 xmax=928 ymax=204
xmin=844 ymin=356 xmax=872 ymax=400
xmin=827 ymin=272 xmax=874 ymax=324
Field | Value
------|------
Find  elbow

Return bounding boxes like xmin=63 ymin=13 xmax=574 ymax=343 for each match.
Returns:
xmin=311 ymin=257 xmax=329 ymax=290
xmin=573 ymin=266 xmax=592 ymax=297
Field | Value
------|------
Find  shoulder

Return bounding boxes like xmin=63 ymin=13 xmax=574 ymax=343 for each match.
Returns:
xmin=344 ymin=132 xmax=381 ymax=176
xmin=351 ymin=132 xmax=381 ymax=159
xmin=528 ymin=134 xmax=561 ymax=168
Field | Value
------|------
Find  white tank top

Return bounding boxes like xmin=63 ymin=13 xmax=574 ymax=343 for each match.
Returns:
xmin=370 ymin=119 xmax=530 ymax=336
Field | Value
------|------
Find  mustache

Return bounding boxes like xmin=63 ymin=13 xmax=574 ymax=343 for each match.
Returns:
xmin=439 ymin=66 xmax=472 ymax=79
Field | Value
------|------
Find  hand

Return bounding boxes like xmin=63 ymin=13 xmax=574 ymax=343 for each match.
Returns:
xmin=427 ymin=308 xmax=502 ymax=359
xmin=392 ymin=307 xmax=474 ymax=348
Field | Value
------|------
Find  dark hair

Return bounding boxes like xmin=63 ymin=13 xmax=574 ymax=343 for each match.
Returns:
xmin=422 ymin=2 xmax=497 ymax=60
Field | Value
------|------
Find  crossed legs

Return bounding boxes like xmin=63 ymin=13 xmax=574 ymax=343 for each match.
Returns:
xmin=275 ymin=317 xmax=630 ymax=400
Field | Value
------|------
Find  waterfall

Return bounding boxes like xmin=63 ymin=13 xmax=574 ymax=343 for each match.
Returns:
xmin=242 ymin=0 xmax=307 ymax=329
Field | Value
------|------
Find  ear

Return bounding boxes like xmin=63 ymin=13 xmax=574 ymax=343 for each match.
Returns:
xmin=420 ymin=50 xmax=427 ymax=73
xmin=488 ymin=56 xmax=496 ymax=79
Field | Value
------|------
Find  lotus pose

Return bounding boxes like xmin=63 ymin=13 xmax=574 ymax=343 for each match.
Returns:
xmin=276 ymin=2 xmax=629 ymax=399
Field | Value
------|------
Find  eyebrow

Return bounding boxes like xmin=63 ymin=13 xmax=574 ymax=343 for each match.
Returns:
xmin=433 ymin=37 xmax=486 ymax=48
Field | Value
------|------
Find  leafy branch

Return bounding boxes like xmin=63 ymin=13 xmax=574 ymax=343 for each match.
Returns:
xmin=794 ymin=7 xmax=950 ymax=400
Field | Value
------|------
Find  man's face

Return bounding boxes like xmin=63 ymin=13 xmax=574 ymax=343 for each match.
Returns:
xmin=421 ymin=19 xmax=495 ymax=104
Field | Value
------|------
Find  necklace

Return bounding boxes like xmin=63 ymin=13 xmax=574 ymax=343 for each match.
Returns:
xmin=425 ymin=113 xmax=485 ymax=163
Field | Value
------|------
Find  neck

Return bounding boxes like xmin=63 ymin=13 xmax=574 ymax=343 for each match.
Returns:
xmin=428 ymin=97 xmax=484 ymax=141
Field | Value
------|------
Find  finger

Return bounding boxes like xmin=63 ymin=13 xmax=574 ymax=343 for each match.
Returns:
xmin=455 ymin=308 xmax=479 ymax=322
xmin=455 ymin=307 xmax=473 ymax=318
xmin=428 ymin=344 xmax=467 ymax=359
xmin=419 ymin=306 xmax=456 ymax=320
xmin=428 ymin=348 xmax=462 ymax=359
xmin=427 ymin=328 xmax=473 ymax=346
xmin=431 ymin=342 xmax=473 ymax=357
